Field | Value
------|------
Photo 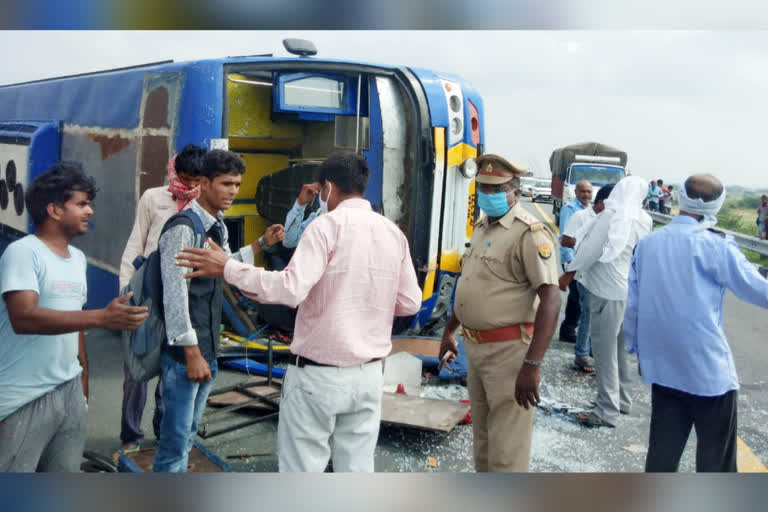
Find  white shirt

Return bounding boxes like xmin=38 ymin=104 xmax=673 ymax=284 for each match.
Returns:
xmin=119 ymin=187 xmax=178 ymax=290
xmin=566 ymin=210 xmax=652 ymax=301
xmin=563 ymin=206 xmax=598 ymax=242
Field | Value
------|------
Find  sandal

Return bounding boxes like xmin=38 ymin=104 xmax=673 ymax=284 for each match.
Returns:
xmin=119 ymin=442 xmax=141 ymax=454
xmin=575 ymin=410 xmax=615 ymax=428
xmin=574 ymin=358 xmax=596 ymax=374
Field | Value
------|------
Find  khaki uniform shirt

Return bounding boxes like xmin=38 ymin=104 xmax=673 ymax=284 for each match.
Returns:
xmin=453 ymin=202 xmax=559 ymax=332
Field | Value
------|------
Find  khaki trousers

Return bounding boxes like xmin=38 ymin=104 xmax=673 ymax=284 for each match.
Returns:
xmin=463 ymin=335 xmax=534 ymax=472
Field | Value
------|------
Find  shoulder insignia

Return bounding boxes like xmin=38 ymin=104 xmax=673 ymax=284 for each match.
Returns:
xmin=529 ymin=222 xmax=543 ymax=232
xmin=707 ymin=227 xmax=727 ymax=238
xmin=537 ymin=243 xmax=553 ymax=260
xmin=516 ymin=210 xmax=538 ymax=226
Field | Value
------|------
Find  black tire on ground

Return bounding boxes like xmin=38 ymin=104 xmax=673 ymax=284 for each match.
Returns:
xmin=81 ymin=450 xmax=119 ymax=472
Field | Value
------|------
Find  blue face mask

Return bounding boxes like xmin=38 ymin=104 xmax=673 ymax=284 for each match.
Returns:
xmin=477 ymin=191 xmax=511 ymax=217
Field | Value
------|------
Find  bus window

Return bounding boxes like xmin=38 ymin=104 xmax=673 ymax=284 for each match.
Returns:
xmin=275 ymin=72 xmax=361 ymax=115
xmin=285 ymin=76 xmax=345 ymax=109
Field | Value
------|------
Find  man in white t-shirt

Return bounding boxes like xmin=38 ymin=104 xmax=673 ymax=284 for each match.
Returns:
xmin=0 ymin=163 xmax=148 ymax=472
xmin=560 ymin=184 xmax=615 ymax=373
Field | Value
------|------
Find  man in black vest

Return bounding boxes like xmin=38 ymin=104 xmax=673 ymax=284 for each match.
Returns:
xmin=152 ymin=150 xmax=283 ymax=472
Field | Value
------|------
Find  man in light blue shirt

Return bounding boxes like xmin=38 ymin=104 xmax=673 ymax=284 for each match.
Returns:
xmin=557 ymin=180 xmax=592 ymax=344
xmin=263 ymin=182 xmax=321 ymax=274
xmin=283 ymin=182 xmax=322 ymax=250
xmin=0 ymin=163 xmax=148 ymax=472
xmin=646 ymin=180 xmax=663 ymax=211
xmin=624 ymin=173 xmax=768 ymax=472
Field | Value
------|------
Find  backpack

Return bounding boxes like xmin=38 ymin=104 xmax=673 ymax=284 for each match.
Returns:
xmin=121 ymin=209 xmax=207 ymax=382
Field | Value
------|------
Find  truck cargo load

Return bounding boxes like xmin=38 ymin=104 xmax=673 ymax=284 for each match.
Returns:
xmin=549 ymin=141 xmax=627 ymax=225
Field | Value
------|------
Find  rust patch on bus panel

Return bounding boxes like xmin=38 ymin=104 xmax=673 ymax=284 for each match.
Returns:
xmin=139 ymin=135 xmax=169 ymax=193
xmin=88 ymin=133 xmax=131 ymax=160
xmin=142 ymin=86 xmax=170 ymax=129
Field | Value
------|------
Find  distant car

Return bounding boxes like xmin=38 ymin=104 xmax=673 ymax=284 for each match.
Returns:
xmin=520 ymin=177 xmax=535 ymax=197
xmin=531 ymin=178 xmax=552 ymax=203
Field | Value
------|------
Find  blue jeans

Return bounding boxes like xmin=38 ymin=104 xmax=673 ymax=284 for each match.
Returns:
xmin=153 ymin=351 xmax=217 ymax=473
xmin=575 ymin=281 xmax=592 ymax=360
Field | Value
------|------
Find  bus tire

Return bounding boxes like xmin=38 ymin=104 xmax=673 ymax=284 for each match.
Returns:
xmin=81 ymin=450 xmax=119 ymax=473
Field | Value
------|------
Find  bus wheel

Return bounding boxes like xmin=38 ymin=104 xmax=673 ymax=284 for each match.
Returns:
xmin=81 ymin=450 xmax=119 ymax=472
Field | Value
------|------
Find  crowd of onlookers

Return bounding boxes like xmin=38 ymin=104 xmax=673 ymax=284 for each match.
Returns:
xmin=646 ymin=180 xmax=768 ymax=241
xmin=556 ymin=174 xmax=768 ymax=472
xmin=643 ymin=179 xmax=675 ymax=214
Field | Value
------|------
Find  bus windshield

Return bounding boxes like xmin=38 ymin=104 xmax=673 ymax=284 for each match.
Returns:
xmin=569 ymin=164 xmax=624 ymax=186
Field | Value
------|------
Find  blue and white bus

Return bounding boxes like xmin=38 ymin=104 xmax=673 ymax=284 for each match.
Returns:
xmin=0 ymin=39 xmax=484 ymax=333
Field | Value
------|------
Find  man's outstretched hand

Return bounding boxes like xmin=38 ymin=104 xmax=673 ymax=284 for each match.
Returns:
xmin=175 ymin=238 xmax=229 ymax=279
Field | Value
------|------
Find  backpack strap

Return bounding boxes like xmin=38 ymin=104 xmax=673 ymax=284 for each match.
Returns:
xmin=160 ymin=209 xmax=208 ymax=249
xmin=176 ymin=209 xmax=208 ymax=248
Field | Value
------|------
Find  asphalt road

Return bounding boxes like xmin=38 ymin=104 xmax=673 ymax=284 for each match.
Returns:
xmin=80 ymin=197 xmax=767 ymax=472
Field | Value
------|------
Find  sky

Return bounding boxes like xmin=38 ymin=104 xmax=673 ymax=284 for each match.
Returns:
xmin=1 ymin=30 xmax=767 ymax=188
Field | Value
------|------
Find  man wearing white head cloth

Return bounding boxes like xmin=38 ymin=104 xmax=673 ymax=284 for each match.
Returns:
xmin=559 ymin=175 xmax=653 ymax=428
xmin=624 ymin=174 xmax=768 ymax=472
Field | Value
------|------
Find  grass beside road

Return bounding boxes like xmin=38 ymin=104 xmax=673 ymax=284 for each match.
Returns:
xmin=717 ymin=202 xmax=768 ymax=266
xmin=654 ymin=200 xmax=768 ymax=266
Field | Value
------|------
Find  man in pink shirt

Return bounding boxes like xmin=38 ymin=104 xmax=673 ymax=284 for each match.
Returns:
xmin=175 ymin=152 xmax=422 ymax=472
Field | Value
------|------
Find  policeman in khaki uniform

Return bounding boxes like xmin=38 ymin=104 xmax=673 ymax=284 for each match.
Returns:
xmin=440 ymin=154 xmax=561 ymax=472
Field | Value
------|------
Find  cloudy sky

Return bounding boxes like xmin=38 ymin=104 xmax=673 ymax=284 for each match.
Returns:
xmin=2 ymin=30 xmax=767 ymax=188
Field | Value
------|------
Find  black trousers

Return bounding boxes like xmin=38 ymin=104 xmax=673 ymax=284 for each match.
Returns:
xmin=645 ymin=384 xmax=738 ymax=472
xmin=559 ymin=276 xmax=581 ymax=337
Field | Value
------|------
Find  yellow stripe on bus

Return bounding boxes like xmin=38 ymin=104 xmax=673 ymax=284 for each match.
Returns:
xmin=447 ymin=142 xmax=476 ymax=167
xmin=440 ymin=251 xmax=462 ymax=274
xmin=422 ymin=261 xmax=438 ymax=301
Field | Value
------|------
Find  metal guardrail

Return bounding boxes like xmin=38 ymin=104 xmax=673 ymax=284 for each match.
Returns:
xmin=648 ymin=211 xmax=768 ymax=257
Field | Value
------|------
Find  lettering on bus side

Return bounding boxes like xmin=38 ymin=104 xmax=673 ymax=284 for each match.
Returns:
xmin=465 ymin=181 xmax=477 ymax=238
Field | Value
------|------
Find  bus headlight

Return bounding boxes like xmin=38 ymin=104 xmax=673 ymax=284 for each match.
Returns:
xmin=460 ymin=158 xmax=478 ymax=179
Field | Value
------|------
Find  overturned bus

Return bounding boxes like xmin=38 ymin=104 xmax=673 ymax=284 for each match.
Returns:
xmin=0 ymin=40 xmax=484 ymax=333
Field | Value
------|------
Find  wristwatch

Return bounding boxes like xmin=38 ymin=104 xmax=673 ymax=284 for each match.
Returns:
xmin=523 ymin=359 xmax=543 ymax=367
xmin=257 ymin=236 xmax=268 ymax=251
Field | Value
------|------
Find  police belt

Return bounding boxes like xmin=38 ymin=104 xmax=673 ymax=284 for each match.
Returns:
xmin=462 ymin=324 xmax=534 ymax=344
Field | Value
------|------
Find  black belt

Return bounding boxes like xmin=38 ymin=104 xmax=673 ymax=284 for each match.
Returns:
xmin=288 ymin=355 xmax=382 ymax=368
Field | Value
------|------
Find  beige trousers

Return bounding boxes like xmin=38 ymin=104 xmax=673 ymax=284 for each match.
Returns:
xmin=463 ymin=336 xmax=534 ymax=472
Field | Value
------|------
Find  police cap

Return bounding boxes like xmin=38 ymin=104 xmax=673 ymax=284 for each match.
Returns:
xmin=475 ymin=154 xmax=527 ymax=185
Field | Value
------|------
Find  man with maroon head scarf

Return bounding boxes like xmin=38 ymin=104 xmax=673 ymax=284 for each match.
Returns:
xmin=116 ymin=144 xmax=206 ymax=454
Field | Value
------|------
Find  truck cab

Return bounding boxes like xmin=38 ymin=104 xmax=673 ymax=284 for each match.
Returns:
xmin=561 ymin=159 xmax=624 ymax=207
xmin=550 ymin=142 xmax=627 ymax=226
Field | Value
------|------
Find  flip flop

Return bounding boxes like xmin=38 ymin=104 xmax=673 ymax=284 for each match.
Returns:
xmin=574 ymin=358 xmax=596 ymax=373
